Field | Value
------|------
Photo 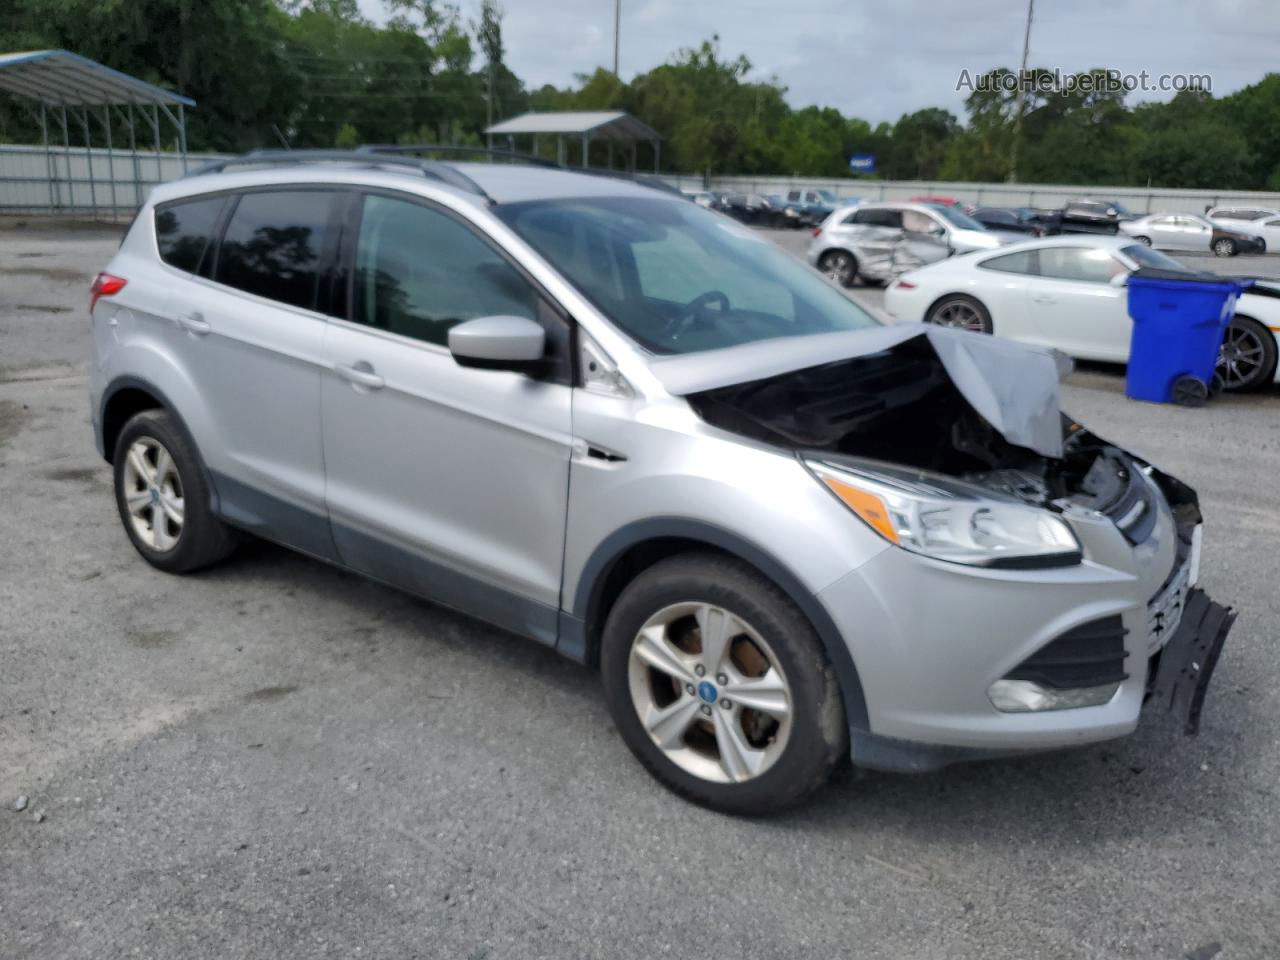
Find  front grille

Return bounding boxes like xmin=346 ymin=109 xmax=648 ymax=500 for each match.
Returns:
xmin=1005 ymin=615 xmax=1130 ymax=689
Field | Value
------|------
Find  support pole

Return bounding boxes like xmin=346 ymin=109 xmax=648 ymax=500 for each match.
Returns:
xmin=39 ymin=103 xmax=57 ymax=212
xmin=102 ymin=106 xmax=119 ymax=220
xmin=654 ymin=139 xmax=660 ymax=173
xmin=59 ymin=107 xmax=72 ymax=211
xmin=607 ymin=140 xmax=614 ymax=170
xmin=150 ymin=104 xmax=162 ymax=189
xmin=124 ymin=104 xmax=140 ymax=211
xmin=79 ymin=108 xmax=98 ymax=219
xmin=556 ymin=135 xmax=564 ymax=166
xmin=629 ymin=140 xmax=636 ymax=172
xmin=581 ymin=133 xmax=588 ymax=168
xmin=177 ymin=103 xmax=188 ymax=173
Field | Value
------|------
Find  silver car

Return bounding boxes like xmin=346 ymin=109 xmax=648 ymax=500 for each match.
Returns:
xmin=89 ymin=151 xmax=1234 ymax=814
xmin=1120 ymin=212 xmax=1266 ymax=256
xmin=808 ymin=201 xmax=1002 ymax=287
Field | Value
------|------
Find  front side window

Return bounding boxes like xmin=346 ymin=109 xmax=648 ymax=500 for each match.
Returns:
xmin=352 ymin=194 xmax=537 ymax=347
xmin=1120 ymin=244 xmax=1191 ymax=271
xmin=1038 ymin=246 xmax=1124 ymax=284
xmin=497 ymin=196 xmax=878 ymax=355
xmin=215 ymin=190 xmax=336 ymax=310
xmin=155 ymin=195 xmax=225 ymax=274
xmin=902 ymin=210 xmax=940 ymax=234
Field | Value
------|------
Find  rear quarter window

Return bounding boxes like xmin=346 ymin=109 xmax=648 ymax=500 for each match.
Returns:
xmin=155 ymin=195 xmax=226 ymax=274
xmin=214 ymin=190 xmax=337 ymax=311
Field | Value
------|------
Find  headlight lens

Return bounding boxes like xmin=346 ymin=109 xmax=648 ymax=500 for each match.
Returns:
xmin=806 ymin=459 xmax=1081 ymax=568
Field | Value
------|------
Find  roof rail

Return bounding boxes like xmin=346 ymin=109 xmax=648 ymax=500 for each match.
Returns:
xmin=357 ymin=143 xmax=560 ymax=169
xmin=184 ymin=149 xmax=494 ymax=204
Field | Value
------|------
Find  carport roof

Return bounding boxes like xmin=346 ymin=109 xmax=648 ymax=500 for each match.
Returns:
xmin=485 ymin=110 xmax=660 ymax=141
xmin=0 ymin=49 xmax=195 ymax=108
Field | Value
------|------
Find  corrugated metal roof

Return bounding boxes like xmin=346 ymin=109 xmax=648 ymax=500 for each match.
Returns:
xmin=0 ymin=49 xmax=195 ymax=107
xmin=485 ymin=111 xmax=659 ymax=141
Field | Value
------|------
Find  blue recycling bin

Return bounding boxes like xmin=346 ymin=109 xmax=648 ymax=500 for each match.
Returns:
xmin=1125 ymin=267 xmax=1242 ymax=405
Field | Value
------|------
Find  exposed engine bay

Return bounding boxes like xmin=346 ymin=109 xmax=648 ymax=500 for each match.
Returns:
xmin=684 ymin=332 xmax=1202 ymax=532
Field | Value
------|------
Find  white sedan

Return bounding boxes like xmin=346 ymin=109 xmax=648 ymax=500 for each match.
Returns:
xmin=882 ymin=235 xmax=1280 ymax=392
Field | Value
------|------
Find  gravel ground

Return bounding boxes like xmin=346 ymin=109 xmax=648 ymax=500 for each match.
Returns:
xmin=2 ymin=217 xmax=1278 ymax=959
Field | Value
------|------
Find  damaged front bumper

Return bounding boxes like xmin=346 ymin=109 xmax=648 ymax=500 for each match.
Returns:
xmin=1148 ymin=587 xmax=1236 ymax=736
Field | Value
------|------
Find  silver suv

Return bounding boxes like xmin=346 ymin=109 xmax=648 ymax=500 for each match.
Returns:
xmin=90 ymin=150 xmax=1233 ymax=814
xmin=809 ymin=201 xmax=1002 ymax=287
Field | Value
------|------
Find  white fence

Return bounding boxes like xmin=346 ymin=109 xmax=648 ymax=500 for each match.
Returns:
xmin=0 ymin=144 xmax=226 ymax=218
xmin=5 ymin=143 xmax=1280 ymax=219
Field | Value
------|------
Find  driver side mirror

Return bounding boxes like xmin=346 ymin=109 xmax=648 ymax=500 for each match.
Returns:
xmin=927 ymin=223 xmax=947 ymax=237
xmin=448 ymin=315 xmax=546 ymax=373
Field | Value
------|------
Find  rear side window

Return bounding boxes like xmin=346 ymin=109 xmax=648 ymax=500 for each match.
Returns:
xmin=155 ymin=196 xmax=225 ymax=274
xmin=215 ymin=190 xmax=337 ymax=310
xmin=849 ymin=208 xmax=903 ymax=228
xmin=979 ymin=250 xmax=1037 ymax=275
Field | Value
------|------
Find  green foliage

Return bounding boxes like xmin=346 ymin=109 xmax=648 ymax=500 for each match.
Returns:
xmin=2 ymin=3 xmax=1280 ymax=189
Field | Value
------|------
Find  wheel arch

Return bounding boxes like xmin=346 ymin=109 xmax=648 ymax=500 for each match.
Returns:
xmin=1225 ymin=312 xmax=1280 ymax=387
xmin=924 ymin=290 xmax=992 ymax=332
xmin=569 ymin=517 xmax=870 ymax=734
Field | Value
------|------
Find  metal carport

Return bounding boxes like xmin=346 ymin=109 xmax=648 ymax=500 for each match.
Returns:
xmin=484 ymin=111 xmax=662 ymax=171
xmin=0 ymin=49 xmax=194 ymax=218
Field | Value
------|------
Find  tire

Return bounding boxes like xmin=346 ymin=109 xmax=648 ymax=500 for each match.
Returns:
xmin=112 ymin=409 xmax=237 ymax=573
xmin=1213 ymin=237 xmax=1237 ymax=257
xmin=818 ymin=250 xmax=857 ymax=288
xmin=1133 ymin=235 xmax=1152 ymax=246
xmin=1218 ymin=315 xmax=1278 ymax=393
xmin=599 ymin=553 xmax=847 ymax=816
xmin=926 ymin=293 xmax=993 ymax=334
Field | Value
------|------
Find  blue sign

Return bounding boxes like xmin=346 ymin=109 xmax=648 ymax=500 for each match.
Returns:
xmin=848 ymin=153 xmax=876 ymax=173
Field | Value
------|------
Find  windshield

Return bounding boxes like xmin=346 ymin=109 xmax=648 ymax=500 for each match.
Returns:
xmin=1121 ymin=244 xmax=1191 ymax=271
xmin=496 ymin=196 xmax=879 ymax=355
xmin=815 ymin=189 xmax=837 ymax=203
xmin=927 ymin=204 xmax=985 ymax=230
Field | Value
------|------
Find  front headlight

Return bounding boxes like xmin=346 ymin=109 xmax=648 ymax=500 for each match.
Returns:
xmin=805 ymin=458 xmax=1081 ymax=568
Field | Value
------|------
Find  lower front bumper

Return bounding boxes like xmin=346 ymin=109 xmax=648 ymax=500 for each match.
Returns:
xmin=849 ymin=586 xmax=1236 ymax=773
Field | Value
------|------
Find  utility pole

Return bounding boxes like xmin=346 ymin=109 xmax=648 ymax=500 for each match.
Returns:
xmin=613 ymin=0 xmax=621 ymax=76
xmin=1007 ymin=0 xmax=1034 ymax=182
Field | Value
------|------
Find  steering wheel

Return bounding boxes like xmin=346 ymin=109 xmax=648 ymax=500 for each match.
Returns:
xmin=662 ymin=290 xmax=731 ymax=340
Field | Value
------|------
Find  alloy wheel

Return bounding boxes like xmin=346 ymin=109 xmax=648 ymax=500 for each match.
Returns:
xmin=1213 ymin=238 xmax=1235 ymax=257
xmin=931 ymin=299 xmax=986 ymax=332
xmin=627 ymin=602 xmax=793 ymax=784
xmin=1218 ymin=324 xmax=1267 ymax=389
xmin=820 ymin=252 xmax=853 ymax=285
xmin=121 ymin=437 xmax=185 ymax=552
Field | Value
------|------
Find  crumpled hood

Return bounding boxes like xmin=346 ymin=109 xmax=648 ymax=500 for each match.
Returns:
xmin=649 ymin=324 xmax=1071 ymax=459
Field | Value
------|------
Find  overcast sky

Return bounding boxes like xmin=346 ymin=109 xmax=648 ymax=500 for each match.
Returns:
xmin=358 ymin=0 xmax=1279 ymax=125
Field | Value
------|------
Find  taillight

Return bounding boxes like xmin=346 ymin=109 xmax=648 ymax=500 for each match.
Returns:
xmin=90 ymin=272 xmax=127 ymax=314
xmin=812 ymin=227 xmax=822 ymax=237
xmin=893 ymin=279 xmax=917 ymax=290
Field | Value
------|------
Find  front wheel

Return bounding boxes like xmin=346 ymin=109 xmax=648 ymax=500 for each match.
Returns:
xmin=600 ymin=554 xmax=847 ymax=816
xmin=1218 ymin=315 xmax=1278 ymax=392
xmin=1213 ymin=237 xmax=1237 ymax=257
xmin=926 ymin=293 xmax=993 ymax=334
xmin=1133 ymin=235 xmax=1152 ymax=246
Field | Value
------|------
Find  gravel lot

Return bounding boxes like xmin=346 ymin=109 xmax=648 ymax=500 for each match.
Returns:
xmin=2 ymin=217 xmax=1279 ymax=959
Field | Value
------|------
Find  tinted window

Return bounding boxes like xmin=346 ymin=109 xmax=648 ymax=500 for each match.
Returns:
xmin=497 ymin=196 xmax=877 ymax=355
xmin=1038 ymin=246 xmax=1123 ymax=283
xmin=353 ymin=194 xmax=537 ymax=347
xmin=850 ymin=208 xmax=903 ymax=228
xmin=979 ymin=250 xmax=1037 ymax=275
xmin=155 ymin=196 xmax=225 ymax=274
xmin=975 ymin=209 xmax=1015 ymax=225
xmin=215 ymin=190 xmax=335 ymax=310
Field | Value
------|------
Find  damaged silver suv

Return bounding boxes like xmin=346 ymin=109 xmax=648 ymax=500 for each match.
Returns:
xmin=89 ymin=149 xmax=1235 ymax=815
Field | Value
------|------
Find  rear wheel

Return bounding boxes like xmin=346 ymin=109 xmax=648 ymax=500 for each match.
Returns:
xmin=113 ymin=410 xmax=237 ymax=573
xmin=926 ymin=294 xmax=993 ymax=334
xmin=818 ymin=250 xmax=857 ymax=288
xmin=600 ymin=554 xmax=846 ymax=815
xmin=1217 ymin=315 xmax=1278 ymax=392
xmin=1133 ymin=235 xmax=1152 ymax=246
xmin=1213 ymin=237 xmax=1237 ymax=257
